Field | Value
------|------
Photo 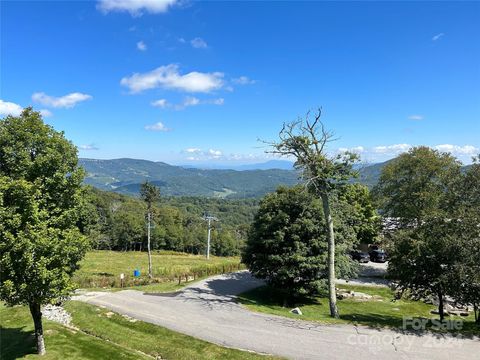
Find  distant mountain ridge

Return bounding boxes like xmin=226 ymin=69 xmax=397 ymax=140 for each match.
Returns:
xmin=81 ymin=158 xmax=470 ymax=198
xmin=179 ymin=160 xmax=294 ymax=171
xmin=79 ymin=158 xmax=299 ymax=198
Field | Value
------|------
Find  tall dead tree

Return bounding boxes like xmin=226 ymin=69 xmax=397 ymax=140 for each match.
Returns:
xmin=140 ymin=181 xmax=160 ymax=279
xmin=268 ymin=108 xmax=358 ymax=318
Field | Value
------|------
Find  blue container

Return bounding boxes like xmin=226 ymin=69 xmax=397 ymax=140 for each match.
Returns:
xmin=133 ymin=269 xmax=140 ymax=277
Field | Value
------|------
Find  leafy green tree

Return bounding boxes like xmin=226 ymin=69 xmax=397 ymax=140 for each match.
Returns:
xmin=451 ymin=228 xmax=480 ymax=323
xmin=373 ymin=146 xmax=461 ymax=225
xmin=268 ymin=109 xmax=358 ymax=317
xmin=111 ymin=208 xmax=143 ymax=250
xmin=140 ymin=181 xmax=160 ymax=278
xmin=243 ymin=186 xmax=357 ymax=303
xmin=338 ymin=183 xmax=380 ymax=245
xmin=387 ymin=220 xmax=463 ymax=321
xmin=0 ymin=108 xmax=89 ymax=355
xmin=154 ymin=206 xmax=184 ymax=251
xmin=379 ymin=148 xmax=479 ymax=322
xmin=212 ymin=229 xmax=240 ymax=256
xmin=80 ymin=188 xmax=254 ymax=255
xmin=443 ymin=156 xmax=480 ymax=323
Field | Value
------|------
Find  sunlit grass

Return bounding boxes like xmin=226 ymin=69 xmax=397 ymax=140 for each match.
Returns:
xmin=0 ymin=302 xmax=281 ymax=360
xmin=73 ymin=250 xmax=243 ymax=290
xmin=238 ymin=284 xmax=479 ymax=336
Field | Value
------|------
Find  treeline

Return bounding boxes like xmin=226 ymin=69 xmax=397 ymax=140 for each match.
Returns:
xmin=374 ymin=147 xmax=480 ymax=322
xmin=78 ymin=187 xmax=259 ymax=256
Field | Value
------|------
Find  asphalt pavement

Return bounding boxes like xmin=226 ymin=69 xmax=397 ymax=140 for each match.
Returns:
xmin=74 ymin=271 xmax=479 ymax=360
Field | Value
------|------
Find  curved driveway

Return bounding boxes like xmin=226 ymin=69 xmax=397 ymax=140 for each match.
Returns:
xmin=74 ymin=271 xmax=479 ymax=360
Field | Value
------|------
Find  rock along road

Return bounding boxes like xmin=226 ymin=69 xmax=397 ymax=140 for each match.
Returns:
xmin=74 ymin=271 xmax=479 ymax=360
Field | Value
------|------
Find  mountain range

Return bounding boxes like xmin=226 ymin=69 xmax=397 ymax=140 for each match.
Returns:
xmin=78 ymin=158 xmax=389 ymax=198
xmin=80 ymin=158 xmax=300 ymax=198
xmin=180 ymin=160 xmax=295 ymax=171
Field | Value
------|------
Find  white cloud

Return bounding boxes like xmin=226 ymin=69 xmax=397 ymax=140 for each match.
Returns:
xmin=180 ymin=149 xmax=293 ymax=163
xmin=408 ymin=114 xmax=424 ymax=121
xmin=97 ymin=0 xmax=178 ymax=16
xmin=434 ymin=144 xmax=479 ymax=155
xmin=151 ymin=99 xmax=169 ymax=108
xmin=190 ymin=37 xmax=208 ymax=49
xmin=78 ymin=144 xmax=99 ymax=151
xmin=373 ymin=144 xmax=411 ymax=154
xmin=338 ymin=146 xmax=365 ymax=154
xmin=137 ymin=41 xmax=147 ymax=51
xmin=121 ymin=64 xmax=224 ymax=93
xmin=32 ymin=92 xmax=92 ymax=108
xmin=40 ymin=109 xmax=53 ymax=117
xmin=335 ymin=143 xmax=479 ymax=163
xmin=175 ymin=96 xmax=224 ymax=110
xmin=144 ymin=121 xmax=170 ymax=132
xmin=0 ymin=101 xmax=52 ymax=118
xmin=208 ymin=149 xmax=222 ymax=159
xmin=182 ymin=148 xmax=224 ymax=160
xmin=232 ymin=76 xmax=255 ymax=85
xmin=432 ymin=33 xmax=445 ymax=41
xmin=182 ymin=96 xmax=201 ymax=107
xmin=0 ymin=99 xmax=23 ymax=116
xmin=152 ymin=96 xmax=225 ymax=110
xmin=210 ymin=98 xmax=224 ymax=105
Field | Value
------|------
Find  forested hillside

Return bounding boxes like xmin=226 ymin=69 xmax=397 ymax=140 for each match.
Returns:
xmin=81 ymin=158 xmax=443 ymax=196
xmin=80 ymin=187 xmax=259 ymax=256
xmin=80 ymin=158 xmax=299 ymax=198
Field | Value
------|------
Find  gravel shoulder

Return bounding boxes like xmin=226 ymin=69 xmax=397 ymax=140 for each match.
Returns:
xmin=74 ymin=271 xmax=479 ymax=360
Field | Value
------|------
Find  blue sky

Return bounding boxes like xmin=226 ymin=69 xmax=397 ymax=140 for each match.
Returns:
xmin=1 ymin=0 xmax=479 ymax=165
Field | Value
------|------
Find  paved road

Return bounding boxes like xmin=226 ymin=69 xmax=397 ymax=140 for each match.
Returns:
xmin=74 ymin=272 xmax=479 ymax=360
xmin=337 ymin=261 xmax=391 ymax=287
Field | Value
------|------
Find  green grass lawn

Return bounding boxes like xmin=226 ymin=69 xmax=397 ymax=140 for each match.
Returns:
xmin=73 ymin=250 xmax=244 ymax=290
xmin=238 ymin=284 xmax=479 ymax=336
xmin=0 ymin=302 xmax=280 ymax=360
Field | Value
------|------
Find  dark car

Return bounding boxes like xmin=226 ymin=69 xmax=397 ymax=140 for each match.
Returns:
xmin=369 ymin=249 xmax=388 ymax=262
xmin=350 ymin=250 xmax=370 ymax=263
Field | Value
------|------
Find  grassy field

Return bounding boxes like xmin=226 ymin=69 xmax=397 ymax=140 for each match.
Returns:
xmin=238 ymin=284 xmax=479 ymax=336
xmin=0 ymin=302 xmax=280 ymax=360
xmin=73 ymin=250 xmax=244 ymax=290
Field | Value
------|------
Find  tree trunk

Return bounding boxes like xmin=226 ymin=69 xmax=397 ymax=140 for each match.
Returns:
xmin=147 ymin=211 xmax=153 ymax=278
xmin=29 ymin=302 xmax=46 ymax=355
xmin=474 ymin=303 xmax=479 ymax=324
xmin=437 ymin=289 xmax=445 ymax=322
xmin=320 ymin=192 xmax=339 ymax=318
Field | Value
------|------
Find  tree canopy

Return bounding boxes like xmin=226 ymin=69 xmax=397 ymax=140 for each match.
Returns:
xmin=0 ymin=108 xmax=89 ymax=355
xmin=378 ymin=147 xmax=480 ymax=322
xmin=373 ymin=146 xmax=461 ymax=225
xmin=243 ymin=186 xmax=359 ymax=302
xmin=266 ymin=108 xmax=359 ymax=317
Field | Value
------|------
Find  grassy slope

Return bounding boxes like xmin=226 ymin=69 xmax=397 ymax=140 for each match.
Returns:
xmin=238 ymin=284 xmax=479 ymax=335
xmin=0 ymin=303 xmax=146 ymax=360
xmin=1 ymin=302 xmax=280 ymax=360
xmin=73 ymin=251 xmax=243 ymax=289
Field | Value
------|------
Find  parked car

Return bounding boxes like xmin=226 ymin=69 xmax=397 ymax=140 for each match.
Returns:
xmin=369 ymin=249 xmax=388 ymax=262
xmin=350 ymin=250 xmax=370 ymax=263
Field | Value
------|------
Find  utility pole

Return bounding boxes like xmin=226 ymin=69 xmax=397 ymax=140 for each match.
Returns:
xmin=203 ymin=214 xmax=218 ymax=260
xmin=147 ymin=212 xmax=152 ymax=278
